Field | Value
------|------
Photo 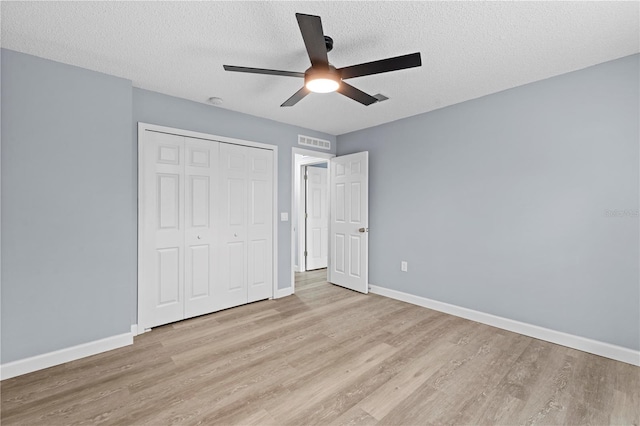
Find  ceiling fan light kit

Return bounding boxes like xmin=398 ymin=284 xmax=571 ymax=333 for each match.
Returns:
xmin=305 ymin=67 xmax=341 ymax=93
xmin=223 ymin=13 xmax=422 ymax=107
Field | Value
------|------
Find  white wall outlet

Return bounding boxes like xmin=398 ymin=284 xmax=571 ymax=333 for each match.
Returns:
xmin=280 ymin=212 xmax=289 ymax=221
xmin=401 ymin=261 xmax=408 ymax=272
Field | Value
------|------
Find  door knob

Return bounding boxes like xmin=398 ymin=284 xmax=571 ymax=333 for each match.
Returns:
xmin=234 ymin=233 xmax=238 ymax=237
xmin=197 ymin=235 xmax=201 ymax=240
xmin=358 ymin=227 xmax=369 ymax=233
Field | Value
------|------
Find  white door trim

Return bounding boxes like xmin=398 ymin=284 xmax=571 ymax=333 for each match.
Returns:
xmin=138 ymin=122 xmax=279 ymax=327
xmin=290 ymin=147 xmax=334 ymax=292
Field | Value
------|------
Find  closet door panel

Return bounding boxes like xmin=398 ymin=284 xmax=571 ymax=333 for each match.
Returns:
xmin=188 ymin=244 xmax=210 ymax=298
xmin=140 ymin=132 xmax=185 ymax=329
xmin=184 ymin=139 xmax=219 ymax=318
xmin=158 ymin=247 xmax=180 ymax=304
xmin=218 ymin=143 xmax=249 ymax=310
xmin=227 ymin=241 xmax=245 ymax=290
xmin=248 ymin=148 xmax=273 ymax=303
xmin=227 ymin=178 xmax=245 ymax=225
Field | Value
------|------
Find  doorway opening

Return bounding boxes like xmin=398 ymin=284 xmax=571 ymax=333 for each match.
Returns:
xmin=301 ymin=162 xmax=328 ymax=271
xmin=291 ymin=148 xmax=334 ymax=292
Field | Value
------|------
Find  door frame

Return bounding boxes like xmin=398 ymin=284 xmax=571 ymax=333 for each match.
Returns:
xmin=137 ymin=122 xmax=279 ymax=330
xmin=290 ymin=147 xmax=334 ymax=291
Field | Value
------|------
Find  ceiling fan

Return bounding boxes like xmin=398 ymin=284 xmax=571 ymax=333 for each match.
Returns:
xmin=223 ymin=13 xmax=422 ymax=107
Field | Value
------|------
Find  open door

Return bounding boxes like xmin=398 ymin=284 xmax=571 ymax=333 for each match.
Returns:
xmin=329 ymin=152 xmax=368 ymax=293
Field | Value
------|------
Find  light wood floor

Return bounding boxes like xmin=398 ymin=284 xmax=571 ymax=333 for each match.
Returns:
xmin=2 ymin=269 xmax=638 ymax=425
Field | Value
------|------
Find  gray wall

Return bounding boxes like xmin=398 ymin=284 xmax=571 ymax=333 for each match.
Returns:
xmin=1 ymin=49 xmax=134 ymax=363
xmin=1 ymin=48 xmax=336 ymax=364
xmin=337 ymin=54 xmax=640 ymax=350
xmin=2 ymin=46 xmax=637 ymax=364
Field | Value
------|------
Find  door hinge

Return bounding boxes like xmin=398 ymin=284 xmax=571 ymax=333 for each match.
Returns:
xmin=305 ymin=213 xmax=308 ymax=219
xmin=304 ymin=251 xmax=308 ymax=257
xmin=304 ymin=174 xmax=308 ymax=180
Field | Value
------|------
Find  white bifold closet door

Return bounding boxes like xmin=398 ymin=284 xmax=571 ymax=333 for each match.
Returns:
xmin=184 ymin=138 xmax=219 ymax=318
xmin=139 ymin=131 xmax=273 ymax=330
xmin=140 ymin=132 xmax=187 ymax=327
xmin=218 ymin=143 xmax=273 ymax=311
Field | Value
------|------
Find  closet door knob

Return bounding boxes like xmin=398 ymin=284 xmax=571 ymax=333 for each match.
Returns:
xmin=234 ymin=233 xmax=238 ymax=237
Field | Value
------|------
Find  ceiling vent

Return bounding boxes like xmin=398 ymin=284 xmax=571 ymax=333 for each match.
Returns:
xmin=298 ymin=135 xmax=331 ymax=151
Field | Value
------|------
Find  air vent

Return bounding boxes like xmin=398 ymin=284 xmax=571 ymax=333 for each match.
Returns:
xmin=374 ymin=94 xmax=389 ymax=102
xmin=298 ymin=135 xmax=331 ymax=151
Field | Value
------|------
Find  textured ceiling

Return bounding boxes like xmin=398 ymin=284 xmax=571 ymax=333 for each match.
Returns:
xmin=1 ymin=1 xmax=638 ymax=135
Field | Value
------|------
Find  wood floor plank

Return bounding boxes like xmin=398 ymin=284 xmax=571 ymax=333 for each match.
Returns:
xmin=429 ymin=333 xmax=533 ymax=425
xmin=1 ymin=270 xmax=637 ymax=425
xmin=329 ymin=407 xmax=379 ymax=426
xmin=267 ymin=342 xmax=398 ymax=425
xmin=301 ymin=317 xmax=464 ymax=424
xmin=357 ymin=340 xmax=459 ymax=421
xmin=610 ymin=360 xmax=640 ymax=425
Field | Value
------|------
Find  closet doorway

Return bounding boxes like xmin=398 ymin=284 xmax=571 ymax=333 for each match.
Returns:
xmin=138 ymin=123 xmax=278 ymax=331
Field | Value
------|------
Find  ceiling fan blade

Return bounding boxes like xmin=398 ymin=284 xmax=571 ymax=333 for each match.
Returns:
xmin=337 ymin=82 xmax=378 ymax=106
xmin=296 ymin=13 xmax=329 ymax=68
xmin=281 ymin=87 xmax=310 ymax=107
xmin=223 ymin=65 xmax=304 ymax=78
xmin=338 ymin=52 xmax=422 ymax=80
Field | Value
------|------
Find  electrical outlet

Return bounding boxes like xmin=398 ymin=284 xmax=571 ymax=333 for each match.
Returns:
xmin=401 ymin=261 xmax=408 ymax=272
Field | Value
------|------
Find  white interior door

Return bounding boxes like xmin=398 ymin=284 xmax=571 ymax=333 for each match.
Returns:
xmin=218 ymin=143 xmax=249 ymax=310
xmin=184 ymin=138 xmax=219 ymax=318
xmin=140 ymin=132 xmax=185 ymax=329
xmin=305 ymin=165 xmax=328 ymax=270
xmin=247 ymin=148 xmax=274 ymax=302
xmin=329 ymin=152 xmax=369 ymax=293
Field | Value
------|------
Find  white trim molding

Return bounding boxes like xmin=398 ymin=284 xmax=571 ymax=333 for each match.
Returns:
xmin=275 ymin=287 xmax=294 ymax=299
xmin=0 ymin=332 xmax=134 ymax=380
xmin=369 ymin=284 xmax=640 ymax=367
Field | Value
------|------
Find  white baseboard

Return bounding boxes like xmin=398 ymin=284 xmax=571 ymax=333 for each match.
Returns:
xmin=0 ymin=331 xmax=134 ymax=380
xmin=275 ymin=287 xmax=294 ymax=299
xmin=131 ymin=324 xmax=151 ymax=336
xmin=369 ymin=284 xmax=640 ymax=367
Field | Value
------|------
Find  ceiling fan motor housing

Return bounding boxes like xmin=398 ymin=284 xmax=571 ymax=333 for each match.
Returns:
xmin=324 ymin=36 xmax=333 ymax=52
xmin=305 ymin=65 xmax=340 ymax=82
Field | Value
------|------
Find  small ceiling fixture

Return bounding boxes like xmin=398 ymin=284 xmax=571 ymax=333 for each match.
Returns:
xmin=207 ymin=96 xmax=223 ymax=105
